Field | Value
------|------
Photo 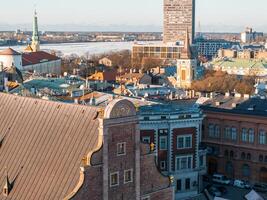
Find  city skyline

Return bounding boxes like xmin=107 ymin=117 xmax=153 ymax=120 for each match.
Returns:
xmin=0 ymin=0 xmax=267 ymax=32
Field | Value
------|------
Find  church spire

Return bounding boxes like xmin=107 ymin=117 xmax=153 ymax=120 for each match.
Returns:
xmin=181 ymin=28 xmax=192 ymax=59
xmin=31 ymin=9 xmax=40 ymax=52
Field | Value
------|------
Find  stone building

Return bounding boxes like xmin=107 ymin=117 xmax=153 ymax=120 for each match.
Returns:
xmin=139 ymin=100 xmax=206 ymax=200
xmin=201 ymin=94 xmax=267 ymax=183
xmin=0 ymin=93 xmax=174 ymax=200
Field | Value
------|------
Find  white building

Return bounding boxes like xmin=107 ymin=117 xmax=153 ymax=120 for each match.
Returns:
xmin=0 ymin=48 xmax=23 ymax=71
xmin=241 ymin=27 xmax=264 ymax=43
xmin=139 ymin=102 xmax=206 ymax=200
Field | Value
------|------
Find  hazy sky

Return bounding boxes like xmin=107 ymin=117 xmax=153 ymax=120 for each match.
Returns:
xmin=0 ymin=0 xmax=266 ymax=32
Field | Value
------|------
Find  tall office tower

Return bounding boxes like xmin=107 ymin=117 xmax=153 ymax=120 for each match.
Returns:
xmin=163 ymin=0 xmax=195 ymax=44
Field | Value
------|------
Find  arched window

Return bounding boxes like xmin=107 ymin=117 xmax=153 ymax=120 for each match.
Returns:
xmin=241 ymin=152 xmax=246 ymax=160
xmin=259 ymin=155 xmax=264 ymax=162
xmin=224 ymin=150 xmax=229 ymax=157
xmin=247 ymin=153 xmax=251 ymax=160
xmin=230 ymin=151 xmax=234 ymax=159
xmin=242 ymin=164 xmax=250 ymax=177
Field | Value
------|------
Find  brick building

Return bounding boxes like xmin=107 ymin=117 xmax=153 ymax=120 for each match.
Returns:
xmin=139 ymin=101 xmax=206 ymax=200
xmin=201 ymin=94 xmax=267 ymax=184
xmin=0 ymin=93 xmax=174 ymax=200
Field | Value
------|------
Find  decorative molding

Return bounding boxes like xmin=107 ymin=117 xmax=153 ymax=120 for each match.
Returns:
xmin=63 ymin=167 xmax=85 ymax=200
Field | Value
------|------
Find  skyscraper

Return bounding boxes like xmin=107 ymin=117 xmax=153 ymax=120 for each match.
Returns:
xmin=163 ymin=0 xmax=195 ymax=44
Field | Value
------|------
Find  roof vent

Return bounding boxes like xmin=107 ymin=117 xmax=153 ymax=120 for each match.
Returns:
xmin=248 ymin=105 xmax=256 ymax=111
xmin=3 ymin=169 xmax=12 ymax=197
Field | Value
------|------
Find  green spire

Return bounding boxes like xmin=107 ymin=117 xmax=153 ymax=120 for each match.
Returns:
xmin=32 ymin=10 xmax=39 ymax=42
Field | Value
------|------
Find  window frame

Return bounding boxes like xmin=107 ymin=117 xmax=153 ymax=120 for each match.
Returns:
xmin=142 ymin=136 xmax=151 ymax=144
xmin=177 ymin=135 xmax=192 ymax=149
xmin=117 ymin=142 xmax=126 ymax=156
xmin=160 ymin=161 xmax=166 ymax=170
xmin=159 ymin=136 xmax=168 ymax=150
xmin=110 ymin=172 xmax=119 ymax=187
xmin=124 ymin=169 xmax=133 ymax=184
xmin=176 ymin=155 xmax=193 ymax=171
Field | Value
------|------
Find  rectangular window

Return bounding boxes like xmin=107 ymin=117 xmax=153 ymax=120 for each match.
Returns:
xmin=117 ymin=142 xmax=126 ymax=156
xmin=124 ymin=169 xmax=133 ymax=184
xmin=231 ymin=127 xmax=237 ymax=140
xmin=208 ymin=124 xmax=215 ymax=137
xmin=159 ymin=136 xmax=167 ymax=150
xmin=242 ymin=128 xmax=248 ymax=142
xmin=177 ymin=179 xmax=182 ymax=191
xmin=110 ymin=172 xmax=119 ymax=187
xmin=176 ymin=155 xmax=193 ymax=171
xmin=185 ymin=178 xmax=191 ymax=190
xmin=259 ymin=130 xmax=266 ymax=145
xmin=142 ymin=136 xmax=151 ymax=144
xmin=200 ymin=155 xmax=204 ymax=167
xmin=177 ymin=135 xmax=192 ymax=149
xmin=248 ymin=128 xmax=254 ymax=143
xmin=181 ymin=69 xmax=186 ymax=81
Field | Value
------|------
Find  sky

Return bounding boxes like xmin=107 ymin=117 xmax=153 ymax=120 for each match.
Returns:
xmin=0 ymin=0 xmax=266 ymax=32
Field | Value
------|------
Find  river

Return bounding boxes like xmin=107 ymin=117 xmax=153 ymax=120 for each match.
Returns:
xmin=0 ymin=41 xmax=159 ymax=57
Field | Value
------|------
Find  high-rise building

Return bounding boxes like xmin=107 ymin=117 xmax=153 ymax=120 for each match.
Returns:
xmin=163 ymin=0 xmax=195 ymax=44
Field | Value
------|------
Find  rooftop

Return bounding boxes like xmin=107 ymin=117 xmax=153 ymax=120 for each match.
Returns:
xmin=0 ymin=48 xmax=21 ymax=56
xmin=22 ymin=51 xmax=60 ymax=66
xmin=0 ymin=93 xmax=100 ymax=200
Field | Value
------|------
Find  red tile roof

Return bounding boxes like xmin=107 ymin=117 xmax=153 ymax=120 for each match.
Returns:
xmin=22 ymin=51 xmax=60 ymax=66
xmin=0 ymin=48 xmax=21 ymax=56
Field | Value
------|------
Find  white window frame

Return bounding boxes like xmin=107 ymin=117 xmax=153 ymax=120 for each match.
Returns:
xmin=110 ymin=172 xmax=119 ymax=187
xmin=124 ymin=169 xmax=133 ymax=184
xmin=141 ymin=196 xmax=150 ymax=200
xmin=176 ymin=155 xmax=193 ymax=171
xmin=117 ymin=142 xmax=126 ymax=156
xmin=177 ymin=135 xmax=192 ymax=149
xmin=142 ymin=136 xmax=151 ymax=144
xmin=159 ymin=136 xmax=167 ymax=150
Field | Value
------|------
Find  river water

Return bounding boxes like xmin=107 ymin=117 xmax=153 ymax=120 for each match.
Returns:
xmin=0 ymin=41 xmax=159 ymax=57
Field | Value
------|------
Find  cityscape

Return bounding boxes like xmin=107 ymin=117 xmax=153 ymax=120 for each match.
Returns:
xmin=0 ymin=0 xmax=267 ymax=200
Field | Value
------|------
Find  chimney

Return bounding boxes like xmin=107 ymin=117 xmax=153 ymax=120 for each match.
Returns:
xmin=225 ymin=92 xmax=230 ymax=97
xmin=244 ymin=94 xmax=250 ymax=99
xmin=3 ymin=169 xmax=12 ymax=197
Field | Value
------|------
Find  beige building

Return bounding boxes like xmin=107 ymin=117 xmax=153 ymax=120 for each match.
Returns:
xmin=163 ymin=0 xmax=195 ymax=44
xmin=99 ymin=57 xmax=113 ymax=67
xmin=177 ymin=31 xmax=198 ymax=89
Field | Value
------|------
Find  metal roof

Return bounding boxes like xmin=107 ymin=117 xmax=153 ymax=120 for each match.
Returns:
xmin=0 ymin=93 xmax=100 ymax=200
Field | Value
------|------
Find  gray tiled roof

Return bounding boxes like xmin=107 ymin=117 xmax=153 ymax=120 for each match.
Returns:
xmin=0 ymin=93 xmax=100 ymax=200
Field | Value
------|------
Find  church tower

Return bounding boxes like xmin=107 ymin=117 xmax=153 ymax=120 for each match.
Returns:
xmin=31 ymin=10 xmax=40 ymax=52
xmin=176 ymin=28 xmax=197 ymax=89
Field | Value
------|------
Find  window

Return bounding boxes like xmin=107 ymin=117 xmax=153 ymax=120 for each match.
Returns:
xmin=208 ymin=124 xmax=215 ymax=137
xmin=160 ymin=161 xmax=166 ymax=170
xmin=248 ymin=129 xmax=254 ymax=143
xmin=141 ymin=196 xmax=150 ymax=200
xmin=242 ymin=128 xmax=248 ymax=142
xmin=142 ymin=136 xmax=151 ymax=144
xmin=242 ymin=164 xmax=250 ymax=177
xmin=247 ymin=153 xmax=251 ymax=160
xmin=177 ymin=179 xmax=182 ymax=191
xmin=224 ymin=127 xmax=231 ymax=139
xmin=176 ymin=155 xmax=193 ymax=171
xmin=185 ymin=178 xmax=191 ymax=190
xmin=215 ymin=125 xmax=220 ymax=137
xmin=117 ymin=143 xmax=126 ymax=156
xmin=230 ymin=151 xmax=234 ymax=159
xmin=259 ymin=130 xmax=266 ymax=145
xmin=259 ymin=155 xmax=264 ymax=162
xmin=110 ymin=172 xmax=119 ymax=187
xmin=241 ymin=152 xmax=246 ymax=160
xmin=265 ymin=156 xmax=267 ymax=163
xmin=199 ymin=155 xmax=204 ymax=167
xmin=224 ymin=150 xmax=229 ymax=157
xmin=181 ymin=69 xmax=186 ymax=81
xmin=231 ymin=127 xmax=237 ymax=140
xmin=124 ymin=169 xmax=133 ymax=184
xmin=177 ymin=135 xmax=192 ymax=149
xmin=159 ymin=136 xmax=167 ymax=150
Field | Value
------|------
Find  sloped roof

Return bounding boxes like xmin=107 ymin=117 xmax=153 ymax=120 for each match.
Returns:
xmin=0 ymin=48 xmax=21 ymax=56
xmin=0 ymin=93 xmax=100 ymax=200
xmin=22 ymin=51 xmax=60 ymax=66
